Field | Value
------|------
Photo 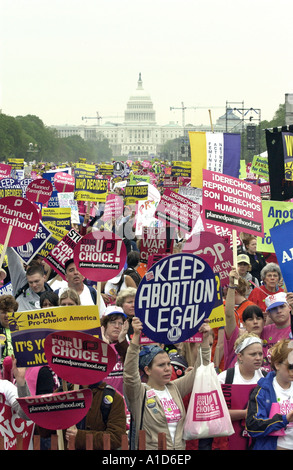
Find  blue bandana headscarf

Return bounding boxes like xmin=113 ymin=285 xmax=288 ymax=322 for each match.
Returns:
xmin=139 ymin=345 xmax=164 ymax=371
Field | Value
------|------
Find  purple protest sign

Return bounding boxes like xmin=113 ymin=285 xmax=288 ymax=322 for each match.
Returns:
xmin=44 ymin=330 xmax=116 ymax=385
xmin=135 ymin=253 xmax=216 ymax=344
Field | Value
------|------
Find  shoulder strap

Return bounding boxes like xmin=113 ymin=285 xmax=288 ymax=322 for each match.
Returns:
xmin=225 ymin=367 xmax=235 ymax=384
xmin=100 ymin=385 xmax=116 ymax=425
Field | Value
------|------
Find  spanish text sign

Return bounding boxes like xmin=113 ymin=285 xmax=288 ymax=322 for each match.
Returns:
xmin=44 ymin=330 xmax=116 ymax=385
xmin=135 ymin=253 xmax=216 ymax=344
xmin=202 ymin=169 xmax=264 ymax=236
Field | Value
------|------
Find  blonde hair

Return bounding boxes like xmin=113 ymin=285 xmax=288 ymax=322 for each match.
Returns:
xmin=116 ymin=287 xmax=137 ymax=307
xmin=269 ymin=339 xmax=293 ymax=371
xmin=234 ymin=331 xmax=261 ymax=352
xmin=59 ymin=288 xmax=81 ymax=306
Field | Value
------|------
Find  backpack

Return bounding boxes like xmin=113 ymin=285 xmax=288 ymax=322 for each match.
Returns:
xmin=225 ymin=367 xmax=267 ymax=384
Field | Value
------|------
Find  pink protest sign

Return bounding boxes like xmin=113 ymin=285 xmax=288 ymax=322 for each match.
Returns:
xmin=202 ymin=169 xmax=264 ymax=236
xmin=17 ymin=388 xmax=92 ymax=430
xmin=73 ymin=231 xmax=127 ymax=281
xmin=46 ymin=228 xmax=82 ymax=279
xmin=140 ymin=226 xmax=174 ymax=264
xmin=0 ymin=196 xmax=40 ymax=246
xmin=54 ymin=171 xmax=75 ymax=193
xmin=182 ymin=231 xmax=232 ymax=287
xmin=0 ymin=163 xmax=12 ymax=180
xmin=155 ymin=188 xmax=201 ymax=235
xmin=44 ymin=330 xmax=116 ymax=385
xmin=103 ymin=193 xmax=124 ymax=222
xmin=26 ymin=178 xmax=53 ymax=204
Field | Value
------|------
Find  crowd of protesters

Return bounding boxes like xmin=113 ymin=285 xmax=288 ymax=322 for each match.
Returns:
xmin=0 ymin=160 xmax=292 ymax=452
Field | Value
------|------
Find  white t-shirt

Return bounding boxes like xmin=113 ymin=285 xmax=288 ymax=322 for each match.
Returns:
xmin=273 ymin=377 xmax=293 ymax=450
xmin=153 ymin=387 xmax=181 ymax=443
xmin=218 ymin=363 xmax=264 ymax=385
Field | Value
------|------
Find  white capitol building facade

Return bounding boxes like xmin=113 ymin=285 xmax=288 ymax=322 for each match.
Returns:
xmin=52 ymin=74 xmax=241 ymax=159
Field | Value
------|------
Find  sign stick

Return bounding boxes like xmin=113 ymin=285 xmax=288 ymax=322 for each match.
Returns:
xmin=0 ymin=225 xmax=13 ymax=269
xmin=232 ymin=229 xmax=238 ymax=285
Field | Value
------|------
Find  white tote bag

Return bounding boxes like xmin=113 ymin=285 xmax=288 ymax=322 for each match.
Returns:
xmin=183 ymin=359 xmax=234 ymax=440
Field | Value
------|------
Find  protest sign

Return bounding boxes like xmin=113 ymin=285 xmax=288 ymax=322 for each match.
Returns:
xmin=0 ymin=178 xmax=25 ymax=198
xmin=270 ymin=219 xmax=293 ymax=291
xmin=182 ymin=231 xmax=232 ymax=287
xmin=0 ymin=163 xmax=12 ymax=180
xmin=124 ymin=184 xmax=148 ymax=205
xmin=257 ymin=200 xmax=293 ymax=253
xmin=36 ymin=223 xmax=68 ymax=259
xmin=171 ymin=161 xmax=191 ymax=178
xmin=250 ymin=155 xmax=269 ymax=181
xmin=135 ymin=199 xmax=160 ymax=236
xmin=44 ymin=330 xmax=116 ymax=385
xmin=74 ymin=176 xmax=108 ymax=203
xmin=54 ymin=171 xmax=75 ymax=193
xmin=155 ymin=188 xmax=201 ymax=236
xmin=12 ymin=220 xmax=52 ymax=265
xmin=42 ymin=207 xmax=71 ymax=231
xmin=135 ymin=253 xmax=216 ymax=344
xmin=103 ymin=193 xmax=124 ymax=222
xmin=73 ymin=231 xmax=127 ymax=282
xmin=0 ymin=393 xmax=35 ymax=450
xmin=202 ymin=169 xmax=264 ymax=237
xmin=17 ymin=388 xmax=92 ymax=430
xmin=8 ymin=305 xmax=101 ymax=367
xmin=140 ymin=226 xmax=174 ymax=264
xmin=26 ymin=178 xmax=53 ymax=204
xmin=46 ymin=228 xmax=82 ymax=279
xmin=57 ymin=192 xmax=80 ymax=224
xmin=0 ymin=196 xmax=40 ymax=248
xmin=43 ymin=168 xmax=71 ymax=208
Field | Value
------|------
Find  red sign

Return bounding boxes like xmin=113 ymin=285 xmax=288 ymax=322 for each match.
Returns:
xmin=73 ymin=231 xmax=127 ymax=281
xmin=0 ymin=163 xmax=12 ymax=180
xmin=54 ymin=172 xmax=75 ymax=193
xmin=0 ymin=392 xmax=35 ymax=450
xmin=0 ymin=196 xmax=40 ymax=246
xmin=26 ymin=178 xmax=53 ymax=204
xmin=44 ymin=330 xmax=116 ymax=385
xmin=17 ymin=388 xmax=92 ymax=430
xmin=103 ymin=193 xmax=124 ymax=222
xmin=182 ymin=231 xmax=232 ymax=287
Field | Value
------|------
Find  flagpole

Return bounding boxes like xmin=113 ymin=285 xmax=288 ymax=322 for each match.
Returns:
xmin=208 ymin=109 xmax=214 ymax=133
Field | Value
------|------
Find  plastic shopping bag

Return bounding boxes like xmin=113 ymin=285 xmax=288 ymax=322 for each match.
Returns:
xmin=183 ymin=362 xmax=234 ymax=440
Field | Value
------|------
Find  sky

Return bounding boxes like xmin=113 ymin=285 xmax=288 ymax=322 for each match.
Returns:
xmin=0 ymin=0 xmax=292 ymax=129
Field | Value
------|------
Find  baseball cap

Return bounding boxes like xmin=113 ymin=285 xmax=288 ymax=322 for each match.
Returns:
xmin=103 ymin=305 xmax=127 ymax=319
xmin=237 ymin=254 xmax=250 ymax=265
xmin=265 ymin=292 xmax=288 ymax=311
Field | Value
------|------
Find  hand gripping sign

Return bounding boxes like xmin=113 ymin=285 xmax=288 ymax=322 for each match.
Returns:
xmin=17 ymin=388 xmax=92 ymax=430
xmin=135 ymin=253 xmax=217 ymax=344
xmin=44 ymin=330 xmax=116 ymax=385
xmin=73 ymin=231 xmax=127 ymax=282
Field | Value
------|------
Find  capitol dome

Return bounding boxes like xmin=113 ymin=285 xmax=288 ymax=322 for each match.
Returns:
xmin=124 ymin=73 xmax=156 ymax=125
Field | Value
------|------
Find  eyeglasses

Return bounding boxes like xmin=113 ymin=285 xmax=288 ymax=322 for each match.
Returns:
xmin=108 ymin=320 xmax=124 ymax=328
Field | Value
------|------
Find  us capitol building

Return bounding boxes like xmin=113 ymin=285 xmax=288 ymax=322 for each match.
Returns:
xmin=52 ymin=74 xmax=241 ymax=159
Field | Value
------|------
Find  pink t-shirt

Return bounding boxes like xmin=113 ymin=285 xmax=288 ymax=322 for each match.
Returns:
xmin=224 ymin=324 xmax=291 ymax=371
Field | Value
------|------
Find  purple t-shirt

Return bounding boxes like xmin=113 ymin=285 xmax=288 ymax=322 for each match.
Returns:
xmin=224 ymin=324 xmax=291 ymax=372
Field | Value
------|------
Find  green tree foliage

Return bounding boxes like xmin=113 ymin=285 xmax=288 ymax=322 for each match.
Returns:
xmin=0 ymin=113 xmax=113 ymax=163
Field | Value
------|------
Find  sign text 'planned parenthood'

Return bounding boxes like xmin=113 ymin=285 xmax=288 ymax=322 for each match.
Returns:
xmin=135 ymin=253 xmax=216 ymax=344
xmin=202 ymin=169 xmax=264 ymax=236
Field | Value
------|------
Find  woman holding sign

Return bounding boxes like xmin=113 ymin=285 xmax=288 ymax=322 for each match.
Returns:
xmin=123 ymin=316 xmax=211 ymax=450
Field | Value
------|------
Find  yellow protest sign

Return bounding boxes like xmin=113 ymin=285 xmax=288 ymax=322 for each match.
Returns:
xmin=257 ymin=200 xmax=293 ymax=252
